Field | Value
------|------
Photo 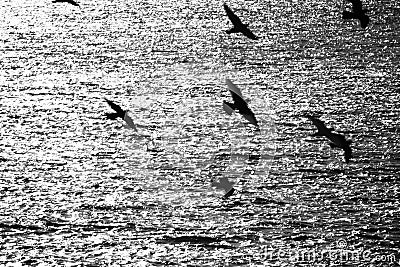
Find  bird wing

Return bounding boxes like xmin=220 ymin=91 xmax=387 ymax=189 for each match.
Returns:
xmin=242 ymin=112 xmax=259 ymax=126
xmin=105 ymin=98 xmax=124 ymax=114
xmin=68 ymin=0 xmax=79 ymax=6
xmin=230 ymin=90 xmax=247 ymax=109
xmin=223 ymin=101 xmax=235 ymax=115
xmin=226 ymin=79 xmax=243 ymax=98
xmin=227 ymin=80 xmax=258 ymax=126
xmin=224 ymin=4 xmax=243 ymax=27
xmin=123 ymin=113 xmax=138 ymax=131
xmin=342 ymin=10 xmax=358 ymax=19
xmin=231 ymin=93 xmax=258 ymax=126
xmin=306 ymin=115 xmax=330 ymax=133
xmin=359 ymin=15 xmax=370 ymax=29
xmin=348 ymin=0 xmax=362 ymax=11
xmin=241 ymin=27 xmax=259 ymax=40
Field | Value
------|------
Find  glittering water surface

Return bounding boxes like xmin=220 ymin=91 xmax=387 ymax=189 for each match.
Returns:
xmin=1 ymin=0 xmax=399 ymax=266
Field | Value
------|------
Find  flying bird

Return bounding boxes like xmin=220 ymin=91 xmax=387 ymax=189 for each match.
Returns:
xmin=223 ymin=3 xmax=259 ymax=40
xmin=305 ymin=115 xmax=333 ymax=136
xmin=326 ymin=132 xmax=353 ymax=164
xmin=211 ymin=177 xmax=235 ymax=199
xmin=306 ymin=115 xmax=353 ymax=163
xmin=104 ymin=98 xmax=137 ymax=131
xmin=342 ymin=0 xmax=370 ymax=29
xmin=53 ymin=0 xmax=80 ymax=7
xmin=223 ymin=79 xmax=259 ymax=127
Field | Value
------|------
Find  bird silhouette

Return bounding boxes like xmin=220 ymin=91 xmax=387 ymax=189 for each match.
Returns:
xmin=104 ymin=98 xmax=138 ymax=131
xmin=326 ymin=132 xmax=353 ymax=163
xmin=306 ymin=115 xmax=353 ymax=163
xmin=223 ymin=79 xmax=259 ymax=127
xmin=305 ymin=115 xmax=334 ymax=136
xmin=53 ymin=0 xmax=80 ymax=7
xmin=342 ymin=0 xmax=370 ymax=29
xmin=223 ymin=3 xmax=259 ymax=40
xmin=211 ymin=177 xmax=235 ymax=199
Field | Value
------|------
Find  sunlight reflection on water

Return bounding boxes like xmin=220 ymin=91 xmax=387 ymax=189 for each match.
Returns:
xmin=0 ymin=0 xmax=399 ymax=266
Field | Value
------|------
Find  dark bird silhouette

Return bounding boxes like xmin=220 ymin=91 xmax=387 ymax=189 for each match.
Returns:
xmin=306 ymin=115 xmax=353 ymax=163
xmin=305 ymin=115 xmax=333 ymax=136
xmin=326 ymin=132 xmax=353 ymax=163
xmin=105 ymin=98 xmax=125 ymax=120
xmin=211 ymin=177 xmax=235 ymax=199
xmin=104 ymin=98 xmax=137 ymax=131
xmin=342 ymin=0 xmax=370 ymax=29
xmin=53 ymin=0 xmax=80 ymax=7
xmin=223 ymin=3 xmax=259 ymax=40
xmin=223 ymin=79 xmax=259 ymax=127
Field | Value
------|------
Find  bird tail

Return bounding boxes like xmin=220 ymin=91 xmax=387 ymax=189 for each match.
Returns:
xmin=342 ymin=11 xmax=356 ymax=19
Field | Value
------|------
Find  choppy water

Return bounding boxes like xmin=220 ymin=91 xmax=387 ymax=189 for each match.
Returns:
xmin=1 ymin=0 xmax=399 ymax=266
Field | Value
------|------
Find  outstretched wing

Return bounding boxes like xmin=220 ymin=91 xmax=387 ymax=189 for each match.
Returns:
xmin=68 ymin=0 xmax=80 ymax=6
xmin=242 ymin=27 xmax=259 ymax=40
xmin=227 ymin=79 xmax=258 ymax=126
xmin=242 ymin=112 xmax=258 ymax=126
xmin=123 ymin=112 xmax=138 ymax=131
xmin=230 ymin=93 xmax=258 ymax=126
xmin=223 ymin=101 xmax=235 ymax=115
xmin=224 ymin=4 xmax=243 ymax=27
xmin=347 ymin=0 xmax=362 ymax=12
xmin=359 ymin=15 xmax=370 ymax=28
xmin=105 ymin=98 xmax=124 ymax=114
xmin=306 ymin=115 xmax=330 ymax=133
xmin=226 ymin=79 xmax=243 ymax=98
xmin=342 ymin=10 xmax=357 ymax=19
xmin=230 ymin=90 xmax=247 ymax=107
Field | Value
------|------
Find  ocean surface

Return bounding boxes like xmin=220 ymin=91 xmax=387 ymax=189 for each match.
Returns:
xmin=0 ymin=0 xmax=399 ymax=266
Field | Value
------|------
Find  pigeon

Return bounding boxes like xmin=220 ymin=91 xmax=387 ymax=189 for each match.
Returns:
xmin=211 ymin=177 xmax=235 ymax=199
xmin=52 ymin=0 xmax=80 ymax=7
xmin=306 ymin=115 xmax=353 ymax=163
xmin=104 ymin=98 xmax=138 ymax=131
xmin=223 ymin=79 xmax=259 ymax=127
xmin=223 ymin=3 xmax=259 ymax=40
xmin=342 ymin=0 xmax=370 ymax=29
